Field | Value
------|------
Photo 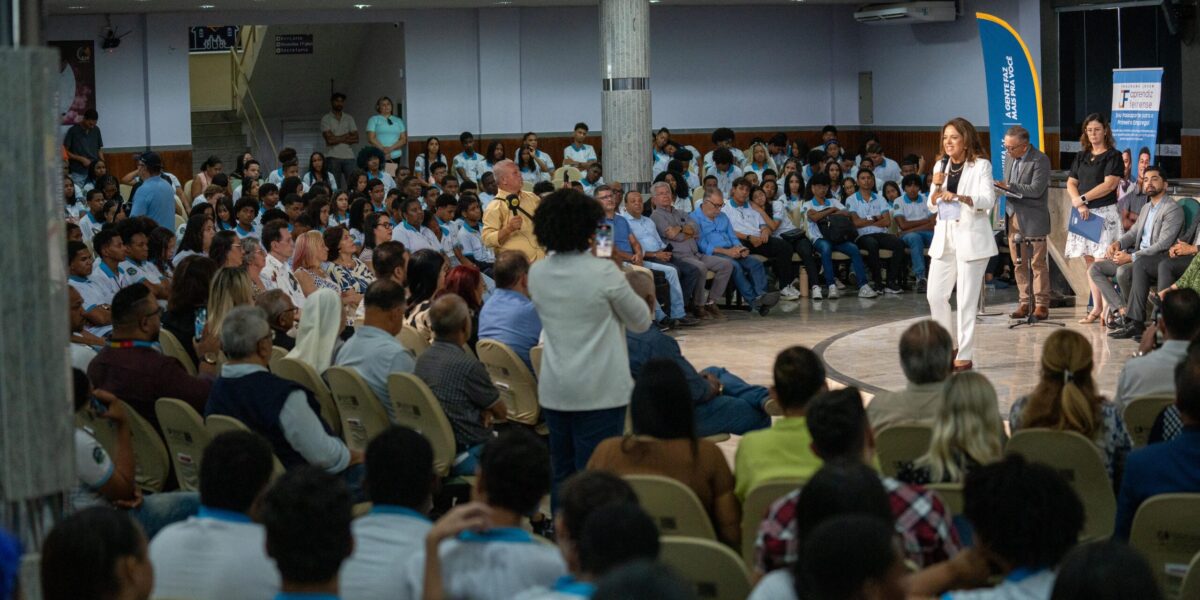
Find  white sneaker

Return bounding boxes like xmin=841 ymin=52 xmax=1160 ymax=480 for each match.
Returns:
xmin=780 ymin=284 xmax=801 ymax=300
xmin=834 ymin=279 xmax=846 ymax=290
xmin=858 ymin=284 xmax=878 ymax=298
xmin=810 ymin=285 xmax=823 ymax=300
xmin=828 ymin=285 xmax=840 ymax=299
xmin=883 ymin=286 xmax=904 ymax=295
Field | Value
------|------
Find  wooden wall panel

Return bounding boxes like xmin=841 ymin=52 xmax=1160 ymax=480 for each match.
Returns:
xmin=104 ymin=150 xmax=194 ymax=184
xmin=1183 ymin=136 xmax=1199 ymax=179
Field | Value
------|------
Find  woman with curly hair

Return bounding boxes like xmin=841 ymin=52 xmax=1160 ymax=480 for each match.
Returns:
xmin=529 ymin=188 xmax=653 ymax=496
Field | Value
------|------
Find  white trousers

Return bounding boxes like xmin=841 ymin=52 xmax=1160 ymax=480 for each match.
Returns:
xmin=926 ymin=250 xmax=989 ymax=362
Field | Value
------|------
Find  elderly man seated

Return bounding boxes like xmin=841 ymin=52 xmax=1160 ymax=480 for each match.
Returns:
xmin=335 ymin=279 xmax=415 ymax=422
xmin=205 ymin=306 xmax=364 ymax=497
xmin=255 ymin=289 xmax=297 ymax=351
xmin=624 ymin=271 xmax=771 ymax=437
xmin=866 ymin=320 xmax=953 ymax=431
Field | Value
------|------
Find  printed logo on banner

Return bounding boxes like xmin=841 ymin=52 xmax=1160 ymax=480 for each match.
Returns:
xmin=975 ymin=13 xmax=1043 ymax=181
xmin=1111 ymin=68 xmax=1164 ymax=180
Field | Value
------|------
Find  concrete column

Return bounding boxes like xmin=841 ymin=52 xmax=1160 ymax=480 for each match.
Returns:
xmin=599 ymin=0 xmax=652 ymax=193
xmin=0 ymin=47 xmax=74 ymax=552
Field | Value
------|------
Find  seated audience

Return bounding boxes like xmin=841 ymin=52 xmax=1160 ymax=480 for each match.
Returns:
xmin=748 ymin=461 xmax=895 ymax=598
xmin=649 ymin=181 xmax=733 ymax=317
xmin=411 ymin=429 xmax=566 ymax=599
xmin=1009 ymin=329 xmax=1132 ymax=480
xmin=372 ymin=239 xmax=409 ymax=286
xmin=478 ymin=250 xmax=542 ymax=371
xmin=71 ymin=369 xmax=198 ymax=538
xmin=734 ymin=346 xmax=827 ymax=501
xmin=514 ymin=472 xmax=657 ymax=600
xmin=255 ymin=288 xmax=297 ymax=351
xmin=392 ymin=196 xmax=441 ymax=253
xmin=707 ymin=147 xmax=743 ymax=197
xmin=1050 ymin=540 xmax=1163 ymax=600
xmin=589 ymin=358 xmax=742 ymax=547
xmin=340 ymin=426 xmax=437 ymax=600
xmin=623 ymin=188 xmax=704 ymax=322
xmin=149 ymin=431 xmax=279 ymax=599
xmin=592 ymin=561 xmax=695 ymax=600
xmin=205 ymin=267 xmax=255 ymax=340
xmin=335 ymin=279 xmax=415 ymax=421
xmin=898 ymin=372 xmax=1005 ymax=485
xmin=624 ymin=271 xmax=771 ymax=436
xmin=894 ymin=173 xmax=935 ymax=292
xmin=867 ymin=319 xmax=953 ymax=431
xmin=692 ymin=187 xmax=780 ymax=315
xmin=433 ymin=265 xmax=486 ymax=349
xmin=173 ymin=214 xmax=215 ymax=268
xmin=804 ymin=172 xmax=876 ymax=298
xmin=792 ymin=516 xmax=907 ymax=600
xmin=292 ymin=229 xmax=342 ymax=298
xmin=414 ymin=294 xmax=505 ymax=475
xmin=725 ymin=178 xmax=801 ymax=300
xmin=161 ymin=255 xmax=219 ymax=366
xmin=454 ymin=194 xmax=495 ymax=274
xmin=116 ymin=218 xmax=170 ymax=300
xmin=206 ymin=306 xmax=360 ymax=478
xmin=326 ymin=225 xmax=376 ymax=295
xmin=40 ymin=507 xmax=153 ymax=600
xmin=846 ymin=169 xmax=906 ymax=294
xmin=755 ymin=388 xmax=960 ymax=575
xmin=88 ymin=284 xmax=215 ymax=435
xmin=68 ymin=239 xmax=113 ymax=337
xmin=285 ymin=288 xmax=345 ymax=373
xmin=908 ymin=455 xmax=1084 ymax=599
xmin=1114 ymin=288 xmax=1200 ymax=406
xmin=262 ymin=467 xmax=355 ymax=600
xmin=1114 ymin=342 xmax=1200 ymax=539
xmin=259 ymin=219 xmax=306 ymax=309
xmin=69 ymin=286 xmax=101 ymax=369
xmin=405 ymin=249 xmax=448 ymax=342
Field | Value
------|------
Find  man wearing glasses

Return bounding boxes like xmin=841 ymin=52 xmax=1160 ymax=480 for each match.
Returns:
xmin=692 ymin=187 xmax=780 ymax=316
xmin=995 ymin=125 xmax=1052 ymax=321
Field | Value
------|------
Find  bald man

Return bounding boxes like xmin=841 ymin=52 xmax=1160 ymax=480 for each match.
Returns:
xmin=482 ymin=159 xmax=545 ymax=262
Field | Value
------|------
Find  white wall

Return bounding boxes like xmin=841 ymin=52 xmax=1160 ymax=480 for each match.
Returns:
xmin=46 ymin=2 xmax=1043 ymax=149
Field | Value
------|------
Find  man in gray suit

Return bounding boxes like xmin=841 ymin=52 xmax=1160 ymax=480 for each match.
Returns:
xmin=1115 ymin=166 xmax=1188 ymax=339
xmin=996 ymin=126 xmax=1052 ymax=320
xmin=1092 ymin=164 xmax=1184 ymax=340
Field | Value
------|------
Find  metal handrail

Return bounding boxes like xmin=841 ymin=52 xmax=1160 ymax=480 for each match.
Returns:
xmin=229 ymin=27 xmax=276 ymax=160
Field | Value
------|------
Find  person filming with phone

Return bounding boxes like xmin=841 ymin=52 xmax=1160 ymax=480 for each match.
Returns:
xmin=483 ymin=160 xmax=544 ymax=262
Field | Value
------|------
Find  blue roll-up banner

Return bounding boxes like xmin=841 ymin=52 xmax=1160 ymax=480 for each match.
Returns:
xmin=1111 ymin=68 xmax=1163 ymax=181
xmin=976 ymin=13 xmax=1044 ymax=181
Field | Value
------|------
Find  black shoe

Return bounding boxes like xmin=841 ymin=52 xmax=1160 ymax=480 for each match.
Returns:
xmin=659 ymin=320 xmax=675 ymax=332
xmin=758 ymin=303 xmax=771 ymax=316
xmin=758 ymin=291 xmax=781 ymax=308
xmin=1108 ymin=324 xmax=1144 ymax=340
xmin=676 ymin=316 xmax=701 ymax=327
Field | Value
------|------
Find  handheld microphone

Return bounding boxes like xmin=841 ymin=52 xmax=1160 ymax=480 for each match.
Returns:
xmin=506 ymin=195 xmax=520 ymax=216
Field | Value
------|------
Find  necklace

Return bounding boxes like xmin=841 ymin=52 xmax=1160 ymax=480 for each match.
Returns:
xmin=948 ymin=161 xmax=965 ymax=175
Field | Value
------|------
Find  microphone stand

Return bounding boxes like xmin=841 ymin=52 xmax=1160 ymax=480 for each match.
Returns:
xmin=1009 ymin=235 xmax=1065 ymax=329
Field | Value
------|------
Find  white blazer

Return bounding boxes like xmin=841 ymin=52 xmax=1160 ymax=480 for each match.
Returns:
xmin=927 ymin=157 xmax=998 ymax=262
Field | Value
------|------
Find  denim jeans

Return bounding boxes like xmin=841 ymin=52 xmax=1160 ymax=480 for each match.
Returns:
xmin=721 ymin=254 xmax=769 ymax=306
xmin=543 ymin=406 xmax=626 ymax=508
xmin=132 ymin=491 xmax=200 ymax=539
xmin=340 ymin=463 xmax=367 ymax=504
xmin=901 ymin=230 xmax=935 ymax=279
xmin=451 ymin=443 xmax=487 ymax=477
xmin=644 ymin=260 xmax=686 ymax=319
xmin=694 ymin=367 xmax=771 ymax=437
xmin=813 ymin=238 xmax=869 ymax=286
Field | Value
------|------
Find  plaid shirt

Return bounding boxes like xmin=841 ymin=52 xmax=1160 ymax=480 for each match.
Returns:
xmin=753 ymin=476 xmax=961 ymax=574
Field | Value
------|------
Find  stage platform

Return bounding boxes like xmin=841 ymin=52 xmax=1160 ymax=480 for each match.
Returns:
xmin=673 ymin=286 xmax=1133 ymax=417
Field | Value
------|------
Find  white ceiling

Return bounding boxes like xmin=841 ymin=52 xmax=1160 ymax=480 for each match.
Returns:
xmin=48 ymin=0 xmax=869 ymax=16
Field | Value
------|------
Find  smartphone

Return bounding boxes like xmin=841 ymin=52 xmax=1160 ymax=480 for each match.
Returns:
xmin=595 ymin=223 xmax=614 ymax=258
xmin=194 ymin=307 xmax=208 ymax=340
xmin=90 ymin=396 xmax=107 ymax=416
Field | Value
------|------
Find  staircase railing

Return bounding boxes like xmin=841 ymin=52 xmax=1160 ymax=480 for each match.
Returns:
xmin=230 ymin=26 xmax=276 ymax=160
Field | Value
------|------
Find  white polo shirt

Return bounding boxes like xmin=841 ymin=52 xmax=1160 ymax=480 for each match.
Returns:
xmin=722 ymin=200 xmax=767 ymax=237
xmin=846 ymin=191 xmax=891 ymax=236
xmin=563 ymin=143 xmax=597 ymax=167
xmin=118 ymin=259 xmax=164 ymax=286
xmin=892 ymin=193 xmax=932 ymax=223
xmin=403 ymin=528 xmax=566 ymax=600
xmin=457 ymin=220 xmax=495 ymax=263
xmin=803 ymin=197 xmax=846 ymax=241
xmin=149 ymin=508 xmax=280 ymax=600
xmin=704 ymin=147 xmax=748 ymax=171
xmin=79 ymin=212 xmax=104 ymax=243
xmin=391 ymin=221 xmax=441 ymax=253
xmin=340 ymin=506 xmax=433 ymax=600
xmin=453 ymin=151 xmax=487 ymax=183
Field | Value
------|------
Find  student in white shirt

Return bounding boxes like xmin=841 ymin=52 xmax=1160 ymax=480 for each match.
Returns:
xmin=804 ymin=173 xmax=876 ymax=299
xmin=414 ymin=136 xmax=449 ymax=178
xmin=150 ymin=431 xmax=281 ymax=600
xmin=745 ymin=142 xmax=777 ymax=180
xmin=724 ymin=179 xmax=801 ymax=300
xmin=454 ymin=131 xmax=486 ymax=183
xmin=392 ymin=196 xmax=441 ymax=253
xmin=703 ymin=127 xmax=747 ymax=174
xmin=579 ymin=163 xmax=605 ymax=196
xmin=865 ymin=141 xmax=903 ymax=189
xmin=263 ymin=468 xmax=355 ymax=600
xmin=88 ymin=228 xmax=133 ymax=308
xmin=266 ymin=148 xmax=298 ymax=186
xmin=846 ymin=169 xmax=907 ymax=294
xmin=893 ymin=174 xmax=936 ymax=292
xmin=708 ymin=148 xmax=743 ymax=198
xmin=762 ymin=177 xmax=823 ymax=301
xmin=563 ymin=122 xmax=598 ymax=170
xmin=341 ymin=426 xmax=436 ymax=600
xmin=518 ymin=146 xmax=549 ymax=184
xmin=455 ymin=195 xmax=495 ymax=273
xmin=411 ymin=429 xmax=566 ymax=600
xmin=68 ymin=243 xmax=111 ymax=339
xmin=519 ymin=131 xmax=556 ymax=174
xmin=116 ymin=220 xmax=168 ymax=300
xmin=79 ymin=188 xmax=107 ymax=243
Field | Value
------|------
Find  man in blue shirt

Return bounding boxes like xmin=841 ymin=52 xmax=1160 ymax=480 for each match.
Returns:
xmin=478 ymin=251 xmax=542 ymax=371
xmin=1115 ymin=343 xmax=1200 ymax=539
xmin=692 ymin=187 xmax=780 ymax=315
xmin=129 ymin=152 xmax=177 ymax=230
xmin=620 ymin=189 xmax=701 ymax=327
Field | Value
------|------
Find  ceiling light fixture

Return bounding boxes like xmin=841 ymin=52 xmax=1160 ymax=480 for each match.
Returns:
xmin=495 ymin=0 xmax=513 ymax=4
xmin=354 ymin=3 xmax=371 ymax=8
xmin=67 ymin=5 xmax=87 ymax=8
xmin=199 ymin=3 xmax=214 ymax=8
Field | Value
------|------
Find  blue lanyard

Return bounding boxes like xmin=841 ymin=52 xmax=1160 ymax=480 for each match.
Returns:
xmin=198 ymin=506 xmax=253 ymax=523
xmin=457 ymin=527 xmax=535 ymax=544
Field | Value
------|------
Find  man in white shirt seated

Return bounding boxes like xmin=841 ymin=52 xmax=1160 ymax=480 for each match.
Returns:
xmin=204 ymin=306 xmax=364 ymax=495
xmin=708 ymin=148 xmax=743 ymax=198
xmin=68 ymin=240 xmax=114 ymax=338
xmin=579 ymin=163 xmax=605 ymax=196
xmin=340 ymin=426 xmax=436 ymax=600
xmin=149 ymin=431 xmax=281 ymax=600
xmin=408 ymin=429 xmax=566 ymax=599
xmin=625 ymin=190 xmax=705 ymax=319
xmin=703 ymin=127 xmax=747 ymax=174
xmin=263 ymin=467 xmax=355 ymax=600
xmin=563 ymin=122 xmax=598 ymax=171
xmin=335 ymin=279 xmax=416 ymax=421
xmin=1115 ymin=288 xmax=1200 ymax=407
xmin=725 ymin=178 xmax=801 ymax=301
xmin=259 ymin=219 xmax=307 ymax=310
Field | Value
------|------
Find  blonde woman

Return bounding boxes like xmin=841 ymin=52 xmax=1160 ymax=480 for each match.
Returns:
xmin=206 ymin=267 xmax=255 ymax=340
xmin=744 ymin=142 xmax=776 ymax=180
xmin=291 ymin=230 xmax=340 ymax=298
xmin=1009 ymin=329 xmax=1132 ymax=479
xmin=900 ymin=372 xmax=1004 ymax=485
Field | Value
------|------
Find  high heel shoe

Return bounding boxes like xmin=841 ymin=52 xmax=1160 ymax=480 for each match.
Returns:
xmin=1078 ymin=311 xmax=1102 ymax=325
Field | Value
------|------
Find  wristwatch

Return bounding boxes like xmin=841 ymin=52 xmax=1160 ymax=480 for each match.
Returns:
xmin=1080 ymin=194 xmax=1088 ymax=204
xmin=202 ymin=353 xmax=218 ymax=365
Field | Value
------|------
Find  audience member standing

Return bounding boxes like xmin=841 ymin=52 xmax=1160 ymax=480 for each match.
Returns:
xmin=129 ymin=151 xmax=177 ymax=230
xmin=529 ymin=189 xmax=651 ymax=499
xmin=1066 ymin=113 xmax=1125 ymax=325
xmin=322 ymin=92 xmax=360 ymax=187
xmin=366 ymin=96 xmax=406 ymax=165
xmin=63 ymin=108 xmax=105 ymax=189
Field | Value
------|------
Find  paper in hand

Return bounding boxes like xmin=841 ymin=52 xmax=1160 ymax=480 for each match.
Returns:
xmin=938 ymin=201 xmax=961 ymax=221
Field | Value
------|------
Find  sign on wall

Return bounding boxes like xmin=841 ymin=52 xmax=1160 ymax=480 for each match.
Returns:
xmin=48 ymin=40 xmax=96 ymax=126
xmin=976 ymin=12 xmax=1044 ymax=180
xmin=274 ymin=34 xmax=314 ymax=55
xmin=1111 ymin=68 xmax=1164 ymax=180
xmin=189 ymin=26 xmax=242 ymax=53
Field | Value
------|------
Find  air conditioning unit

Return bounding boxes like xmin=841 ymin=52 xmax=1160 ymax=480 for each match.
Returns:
xmin=853 ymin=1 xmax=958 ymax=25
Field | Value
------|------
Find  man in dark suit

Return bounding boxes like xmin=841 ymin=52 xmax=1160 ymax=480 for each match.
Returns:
xmin=995 ymin=126 xmax=1052 ymax=320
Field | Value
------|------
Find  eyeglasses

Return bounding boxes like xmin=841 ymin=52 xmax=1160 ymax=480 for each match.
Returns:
xmin=704 ymin=200 xmax=725 ymax=209
xmin=143 ymin=306 xmax=164 ymax=320
xmin=379 ymin=222 xmax=394 ymax=228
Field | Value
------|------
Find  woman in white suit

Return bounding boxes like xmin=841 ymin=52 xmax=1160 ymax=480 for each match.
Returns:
xmin=926 ymin=117 xmax=997 ymax=372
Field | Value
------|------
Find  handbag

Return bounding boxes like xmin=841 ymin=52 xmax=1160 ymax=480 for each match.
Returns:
xmin=817 ymin=214 xmax=857 ymax=245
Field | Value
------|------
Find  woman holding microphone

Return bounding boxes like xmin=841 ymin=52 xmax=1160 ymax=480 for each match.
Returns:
xmin=926 ymin=117 xmax=997 ymax=372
